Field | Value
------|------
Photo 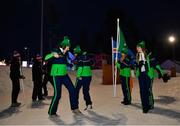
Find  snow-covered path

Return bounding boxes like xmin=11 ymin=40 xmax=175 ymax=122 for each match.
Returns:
xmin=0 ymin=66 xmax=180 ymax=125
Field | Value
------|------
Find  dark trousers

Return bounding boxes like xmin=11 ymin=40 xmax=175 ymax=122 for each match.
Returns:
xmin=120 ymin=76 xmax=131 ymax=103
xmin=32 ymin=80 xmax=43 ymax=100
xmin=76 ymin=76 xmax=92 ymax=106
xmin=11 ymin=78 xmax=20 ymax=104
xmin=48 ymin=75 xmax=78 ymax=115
xmin=138 ymin=72 xmax=154 ymax=110
xmin=149 ymin=79 xmax=154 ymax=108
xmin=42 ymin=74 xmax=53 ymax=95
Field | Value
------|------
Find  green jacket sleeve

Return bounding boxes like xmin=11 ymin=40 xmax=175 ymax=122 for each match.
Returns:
xmin=156 ymin=65 xmax=164 ymax=76
xmin=45 ymin=53 xmax=53 ymax=61
xmin=116 ymin=62 xmax=121 ymax=69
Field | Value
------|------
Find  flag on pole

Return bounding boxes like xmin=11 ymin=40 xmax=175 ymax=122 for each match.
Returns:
xmin=112 ymin=19 xmax=136 ymax=97
xmin=117 ymin=27 xmax=136 ymax=64
xmin=112 ymin=40 xmax=121 ymax=60
xmin=113 ymin=18 xmax=121 ymax=97
xmin=113 ymin=40 xmax=135 ymax=60
xmin=118 ymin=30 xmax=127 ymax=52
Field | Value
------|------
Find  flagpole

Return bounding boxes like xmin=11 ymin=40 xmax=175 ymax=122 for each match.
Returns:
xmin=111 ymin=37 xmax=115 ymax=97
xmin=118 ymin=19 xmax=121 ymax=51
xmin=117 ymin=18 xmax=120 ymax=50
xmin=114 ymin=18 xmax=120 ymax=97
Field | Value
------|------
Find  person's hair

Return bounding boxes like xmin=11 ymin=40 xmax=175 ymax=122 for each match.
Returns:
xmin=61 ymin=46 xmax=67 ymax=50
xmin=120 ymin=53 xmax=127 ymax=62
xmin=136 ymin=48 xmax=147 ymax=63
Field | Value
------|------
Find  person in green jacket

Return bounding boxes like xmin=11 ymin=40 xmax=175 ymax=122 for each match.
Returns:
xmin=45 ymin=36 xmax=81 ymax=117
xmin=135 ymin=41 xmax=170 ymax=113
xmin=73 ymin=45 xmax=93 ymax=110
xmin=116 ymin=47 xmax=132 ymax=105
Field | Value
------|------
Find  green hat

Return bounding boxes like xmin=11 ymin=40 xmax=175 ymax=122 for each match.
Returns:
xmin=59 ymin=36 xmax=71 ymax=47
xmin=121 ymin=47 xmax=128 ymax=54
xmin=74 ymin=45 xmax=81 ymax=54
xmin=137 ymin=41 xmax=145 ymax=48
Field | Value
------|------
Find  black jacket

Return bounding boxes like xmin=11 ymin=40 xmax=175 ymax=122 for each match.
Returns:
xmin=10 ymin=57 xmax=21 ymax=79
xmin=32 ymin=60 xmax=43 ymax=82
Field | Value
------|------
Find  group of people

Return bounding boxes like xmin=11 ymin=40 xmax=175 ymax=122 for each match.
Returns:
xmin=9 ymin=36 xmax=170 ymax=118
xmin=9 ymin=36 xmax=93 ymax=117
xmin=44 ymin=36 xmax=93 ymax=117
xmin=116 ymin=41 xmax=170 ymax=113
xmin=9 ymin=51 xmax=46 ymax=106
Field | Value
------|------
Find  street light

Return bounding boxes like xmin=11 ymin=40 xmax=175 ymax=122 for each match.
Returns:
xmin=168 ymin=35 xmax=176 ymax=61
xmin=169 ymin=36 xmax=175 ymax=43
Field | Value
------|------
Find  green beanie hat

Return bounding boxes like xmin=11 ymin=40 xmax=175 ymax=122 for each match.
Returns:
xmin=59 ymin=36 xmax=71 ymax=47
xmin=74 ymin=45 xmax=81 ymax=54
xmin=137 ymin=41 xmax=145 ymax=49
xmin=121 ymin=47 xmax=128 ymax=54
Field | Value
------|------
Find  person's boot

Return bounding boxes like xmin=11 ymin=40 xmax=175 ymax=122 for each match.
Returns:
xmin=11 ymin=102 xmax=21 ymax=107
xmin=38 ymin=96 xmax=45 ymax=101
xmin=143 ymin=108 xmax=149 ymax=113
xmin=49 ymin=113 xmax=59 ymax=118
xmin=121 ymin=101 xmax=131 ymax=105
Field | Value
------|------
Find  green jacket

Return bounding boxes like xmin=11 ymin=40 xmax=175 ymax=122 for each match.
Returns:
xmin=75 ymin=53 xmax=92 ymax=78
xmin=45 ymin=51 xmax=68 ymax=76
xmin=136 ymin=53 xmax=164 ymax=79
xmin=116 ymin=62 xmax=131 ymax=77
xmin=77 ymin=66 xmax=92 ymax=78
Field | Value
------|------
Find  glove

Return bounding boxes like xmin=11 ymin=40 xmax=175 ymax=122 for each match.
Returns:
xmin=158 ymin=73 xmax=162 ymax=79
xmin=162 ymin=73 xmax=170 ymax=83
xmin=139 ymin=61 xmax=144 ymax=67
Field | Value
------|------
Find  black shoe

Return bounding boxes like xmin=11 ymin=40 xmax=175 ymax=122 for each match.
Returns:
xmin=39 ymin=97 xmax=45 ymax=101
xmin=32 ymin=99 xmax=37 ymax=102
xmin=49 ymin=114 xmax=59 ymax=118
xmin=11 ymin=102 xmax=21 ymax=107
xmin=121 ymin=101 xmax=131 ymax=105
xmin=143 ymin=108 xmax=149 ymax=113
xmin=121 ymin=101 xmax=125 ymax=104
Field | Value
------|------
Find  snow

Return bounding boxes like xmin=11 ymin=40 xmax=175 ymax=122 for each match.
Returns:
xmin=0 ymin=66 xmax=180 ymax=125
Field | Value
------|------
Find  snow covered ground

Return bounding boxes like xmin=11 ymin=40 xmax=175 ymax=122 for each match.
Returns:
xmin=0 ymin=66 xmax=180 ymax=125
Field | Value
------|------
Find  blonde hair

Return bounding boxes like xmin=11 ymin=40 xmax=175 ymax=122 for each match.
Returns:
xmin=136 ymin=48 xmax=147 ymax=63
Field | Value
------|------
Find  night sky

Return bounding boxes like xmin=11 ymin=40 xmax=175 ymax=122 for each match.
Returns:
xmin=1 ymin=0 xmax=180 ymax=62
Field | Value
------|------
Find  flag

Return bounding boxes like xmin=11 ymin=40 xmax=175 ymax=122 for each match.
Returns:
xmin=68 ymin=51 xmax=75 ymax=61
xmin=112 ymin=40 xmax=121 ymax=60
xmin=67 ymin=51 xmax=75 ymax=70
xmin=117 ymin=29 xmax=136 ymax=64
xmin=118 ymin=30 xmax=127 ymax=52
